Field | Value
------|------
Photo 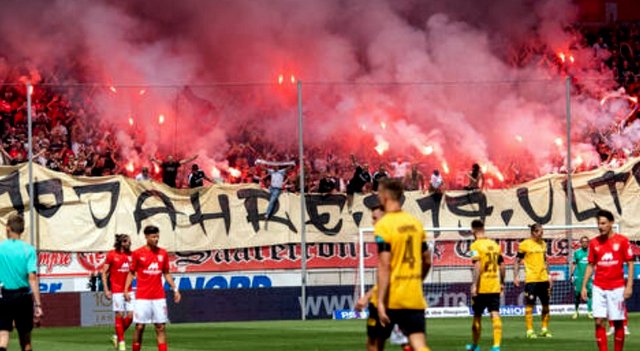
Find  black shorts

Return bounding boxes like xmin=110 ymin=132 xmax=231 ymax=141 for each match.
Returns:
xmin=367 ymin=305 xmax=426 ymax=340
xmin=346 ymin=184 xmax=362 ymax=196
xmin=0 ymin=289 xmax=34 ymax=333
xmin=525 ymin=282 xmax=551 ymax=306
xmin=471 ymin=294 xmax=500 ymax=316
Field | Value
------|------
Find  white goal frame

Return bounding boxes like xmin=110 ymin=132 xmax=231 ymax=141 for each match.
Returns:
xmin=357 ymin=224 xmax=620 ymax=297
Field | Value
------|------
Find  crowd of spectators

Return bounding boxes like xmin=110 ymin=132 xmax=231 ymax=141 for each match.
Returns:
xmin=1 ymin=21 xmax=639 ymax=194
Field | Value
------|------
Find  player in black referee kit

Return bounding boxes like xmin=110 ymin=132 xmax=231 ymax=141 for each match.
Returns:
xmin=0 ymin=213 xmax=43 ymax=351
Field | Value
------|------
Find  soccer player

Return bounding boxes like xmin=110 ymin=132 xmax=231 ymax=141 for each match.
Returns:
xmin=570 ymin=236 xmax=592 ymax=319
xmin=513 ymin=223 xmax=552 ymax=338
xmin=0 ymin=213 xmax=43 ymax=351
xmin=581 ymin=210 xmax=634 ymax=351
xmin=466 ymin=220 xmax=505 ymax=351
xmin=102 ymin=234 xmax=134 ymax=351
xmin=375 ymin=178 xmax=432 ymax=351
xmin=124 ymin=225 xmax=181 ymax=351
xmin=355 ymin=204 xmax=411 ymax=351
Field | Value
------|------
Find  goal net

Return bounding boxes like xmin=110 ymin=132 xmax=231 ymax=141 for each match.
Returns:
xmin=355 ymin=224 xmax=618 ymax=317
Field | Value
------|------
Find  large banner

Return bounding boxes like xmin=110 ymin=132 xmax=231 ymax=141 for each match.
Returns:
xmin=0 ymin=160 xmax=640 ymax=252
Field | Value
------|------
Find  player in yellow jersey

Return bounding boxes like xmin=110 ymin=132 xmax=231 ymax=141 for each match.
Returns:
xmin=376 ymin=178 xmax=432 ymax=351
xmin=513 ymin=224 xmax=552 ymax=338
xmin=466 ymin=220 xmax=505 ymax=351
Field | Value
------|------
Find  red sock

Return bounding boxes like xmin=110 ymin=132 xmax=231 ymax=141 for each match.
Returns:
xmin=624 ymin=309 xmax=628 ymax=327
xmin=402 ymin=346 xmax=412 ymax=351
xmin=609 ymin=319 xmax=615 ymax=328
xmin=132 ymin=342 xmax=141 ymax=351
xmin=158 ymin=342 xmax=168 ymax=351
xmin=115 ymin=316 xmax=125 ymax=342
xmin=596 ymin=325 xmax=608 ymax=351
xmin=123 ymin=315 xmax=134 ymax=330
xmin=614 ymin=326 xmax=625 ymax=351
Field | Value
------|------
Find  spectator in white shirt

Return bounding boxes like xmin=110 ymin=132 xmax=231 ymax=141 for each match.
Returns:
xmin=429 ymin=169 xmax=445 ymax=194
xmin=135 ymin=167 xmax=151 ymax=181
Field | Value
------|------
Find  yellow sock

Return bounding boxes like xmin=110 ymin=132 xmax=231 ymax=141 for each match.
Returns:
xmin=472 ymin=316 xmax=482 ymax=345
xmin=541 ymin=305 xmax=550 ymax=329
xmin=417 ymin=348 xmax=431 ymax=351
xmin=525 ymin=305 xmax=534 ymax=331
xmin=492 ymin=316 xmax=502 ymax=347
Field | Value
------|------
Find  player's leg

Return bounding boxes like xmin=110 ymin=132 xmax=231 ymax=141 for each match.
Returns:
xmin=591 ymin=286 xmax=609 ymax=351
xmin=0 ymin=297 xmax=13 ymax=350
xmin=608 ymin=288 xmax=626 ymax=351
xmin=15 ymin=293 xmax=34 ymax=351
xmin=365 ymin=304 xmax=391 ymax=351
xmin=152 ymin=299 xmax=170 ymax=350
xmin=466 ymin=296 xmax=483 ymax=351
xmin=587 ymin=283 xmax=593 ymax=319
xmin=0 ymin=331 xmax=8 ymax=351
xmin=394 ymin=310 xmax=430 ymax=351
xmin=524 ymin=283 xmax=536 ymax=338
xmin=573 ymin=280 xmax=582 ymax=319
xmin=488 ymin=294 xmax=502 ymax=351
xmin=132 ymin=324 xmax=145 ymax=351
xmin=132 ymin=299 xmax=150 ymax=351
xmin=539 ymin=282 xmax=552 ymax=337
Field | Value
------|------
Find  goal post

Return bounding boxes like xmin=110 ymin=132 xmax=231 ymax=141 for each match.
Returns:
xmin=356 ymin=224 xmax=619 ymax=316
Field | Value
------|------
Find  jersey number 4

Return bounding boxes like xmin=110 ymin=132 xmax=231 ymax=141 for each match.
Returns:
xmin=402 ymin=236 xmax=416 ymax=269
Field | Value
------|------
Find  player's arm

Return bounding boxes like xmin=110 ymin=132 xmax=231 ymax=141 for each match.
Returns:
xmin=499 ymin=255 xmax=506 ymax=292
xmin=355 ymin=289 xmax=373 ymax=312
xmin=27 ymin=248 xmax=43 ymax=320
xmin=624 ymin=242 xmax=634 ymax=299
xmin=376 ymin=250 xmax=391 ymax=325
xmin=471 ymin=259 xmax=481 ymax=297
xmin=101 ymin=262 xmax=112 ymax=299
xmin=569 ymin=253 xmax=577 ymax=282
xmin=545 ymin=253 xmax=553 ymax=288
xmin=179 ymin=154 xmax=198 ymax=165
xmin=124 ymin=271 xmax=135 ymax=302
xmin=513 ymin=252 xmax=524 ymax=287
xmin=163 ymin=271 xmax=182 ymax=303
xmin=421 ymin=242 xmax=432 ymax=280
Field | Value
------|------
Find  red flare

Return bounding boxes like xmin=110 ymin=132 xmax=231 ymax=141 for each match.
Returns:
xmin=109 ymin=86 xmax=117 ymax=94
xmin=158 ymin=114 xmax=165 ymax=125
xmin=278 ymin=74 xmax=284 ymax=85
xmin=126 ymin=162 xmax=135 ymax=173
xmin=228 ymin=167 xmax=241 ymax=178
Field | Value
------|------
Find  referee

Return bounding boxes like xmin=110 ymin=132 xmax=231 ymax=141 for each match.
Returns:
xmin=0 ymin=213 xmax=43 ymax=351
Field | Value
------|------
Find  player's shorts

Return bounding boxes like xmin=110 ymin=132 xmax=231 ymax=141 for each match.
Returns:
xmin=367 ymin=303 xmax=393 ymax=340
xmin=112 ymin=292 xmax=135 ymax=312
xmin=134 ymin=299 xmax=168 ymax=324
xmin=0 ymin=288 xmax=34 ymax=333
xmin=387 ymin=309 xmax=426 ymax=337
xmin=471 ymin=294 xmax=500 ymax=316
xmin=524 ymin=281 xmax=551 ymax=306
xmin=592 ymin=286 xmax=626 ymax=320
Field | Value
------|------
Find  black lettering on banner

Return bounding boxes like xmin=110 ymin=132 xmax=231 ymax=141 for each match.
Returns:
xmin=0 ymin=171 xmax=24 ymax=214
xmin=133 ymin=190 xmax=180 ymax=233
xmin=587 ymin=171 xmax=630 ymax=215
xmin=28 ymin=179 xmax=63 ymax=218
xmin=416 ymin=193 xmax=443 ymax=238
xmin=305 ymin=194 xmax=345 ymax=235
xmin=633 ymin=161 xmax=640 ymax=185
xmin=72 ymin=182 xmax=120 ymax=228
xmin=318 ymin=243 xmax=334 ymax=258
xmin=562 ymin=180 xmax=600 ymax=222
xmin=189 ymin=192 xmax=231 ymax=235
xmin=516 ymin=180 xmax=554 ymax=225
xmin=174 ymin=251 xmax=212 ymax=267
xmin=233 ymin=247 xmax=251 ymax=262
xmin=445 ymin=192 xmax=494 ymax=223
xmin=454 ymin=240 xmax=474 ymax=258
xmin=500 ymin=210 xmax=514 ymax=226
xmin=237 ymin=189 xmax=297 ymax=233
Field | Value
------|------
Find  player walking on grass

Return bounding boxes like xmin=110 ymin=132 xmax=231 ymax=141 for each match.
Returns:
xmin=466 ymin=220 xmax=505 ymax=351
xmin=124 ymin=225 xmax=181 ymax=351
xmin=102 ymin=234 xmax=134 ymax=351
xmin=581 ymin=210 xmax=634 ymax=351
xmin=375 ymin=179 xmax=432 ymax=351
xmin=570 ymin=236 xmax=593 ymax=320
xmin=356 ymin=204 xmax=412 ymax=351
xmin=513 ymin=223 xmax=552 ymax=339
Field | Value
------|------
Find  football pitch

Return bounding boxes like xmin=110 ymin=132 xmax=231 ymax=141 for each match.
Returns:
xmin=11 ymin=314 xmax=640 ymax=350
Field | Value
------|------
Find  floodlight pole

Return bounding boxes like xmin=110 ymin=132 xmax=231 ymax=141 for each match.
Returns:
xmin=27 ymin=83 xmax=35 ymax=247
xmin=297 ymin=80 xmax=307 ymax=321
xmin=565 ymin=76 xmax=574 ymax=265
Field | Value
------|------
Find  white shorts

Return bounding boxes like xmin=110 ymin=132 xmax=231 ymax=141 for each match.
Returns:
xmin=592 ymin=286 xmax=626 ymax=320
xmin=112 ymin=292 xmax=135 ymax=313
xmin=133 ymin=299 xmax=169 ymax=324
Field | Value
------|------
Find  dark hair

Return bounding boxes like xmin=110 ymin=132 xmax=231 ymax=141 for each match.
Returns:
xmin=580 ymin=236 xmax=589 ymax=241
xmin=471 ymin=220 xmax=484 ymax=230
xmin=433 ymin=170 xmax=440 ymax=176
xmin=143 ymin=225 xmax=160 ymax=235
xmin=114 ymin=234 xmax=130 ymax=251
xmin=371 ymin=204 xmax=384 ymax=212
xmin=7 ymin=213 xmax=24 ymax=234
xmin=379 ymin=178 xmax=404 ymax=201
xmin=529 ymin=223 xmax=542 ymax=233
xmin=597 ymin=209 xmax=614 ymax=222
xmin=192 ymin=164 xmax=199 ymax=171
xmin=471 ymin=163 xmax=480 ymax=178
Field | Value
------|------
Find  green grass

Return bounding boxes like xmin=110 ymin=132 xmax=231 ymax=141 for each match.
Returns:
xmin=8 ymin=314 xmax=640 ymax=350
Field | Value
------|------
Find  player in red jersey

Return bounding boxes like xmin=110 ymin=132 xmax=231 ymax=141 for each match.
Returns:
xmin=124 ymin=226 xmax=181 ymax=351
xmin=581 ymin=210 xmax=634 ymax=351
xmin=102 ymin=234 xmax=134 ymax=351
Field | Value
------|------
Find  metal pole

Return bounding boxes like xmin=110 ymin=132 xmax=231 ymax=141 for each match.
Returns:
xmin=358 ymin=229 xmax=366 ymax=297
xmin=297 ymin=80 xmax=307 ymax=321
xmin=565 ymin=76 xmax=574 ymax=266
xmin=27 ymin=83 xmax=35 ymax=246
